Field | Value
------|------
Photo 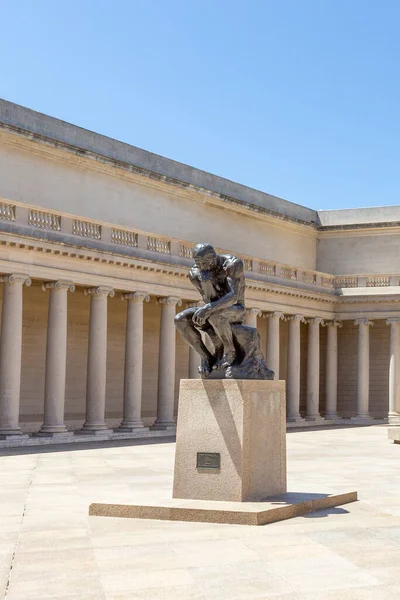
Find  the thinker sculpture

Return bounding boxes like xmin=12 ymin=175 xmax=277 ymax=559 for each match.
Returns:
xmin=175 ymin=243 xmax=274 ymax=380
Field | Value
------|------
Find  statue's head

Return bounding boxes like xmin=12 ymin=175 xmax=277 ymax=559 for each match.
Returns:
xmin=192 ymin=243 xmax=218 ymax=270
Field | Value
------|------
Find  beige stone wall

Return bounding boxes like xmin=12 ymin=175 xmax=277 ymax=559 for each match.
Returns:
xmin=319 ymin=325 xmax=327 ymax=415
xmin=20 ymin=284 xmax=47 ymax=423
xmin=0 ymin=141 xmax=317 ymax=269
xmin=64 ymin=288 xmax=90 ymax=425
xmin=299 ymin=322 xmax=308 ymax=415
xmin=317 ymin=231 xmax=400 ymax=275
xmin=337 ymin=320 xmax=388 ymax=417
xmin=369 ymin=320 xmax=389 ymax=417
xmin=337 ymin=321 xmax=358 ymax=417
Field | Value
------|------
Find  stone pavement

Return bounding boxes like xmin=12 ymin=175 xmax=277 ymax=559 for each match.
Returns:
xmin=1 ymin=425 xmax=400 ymax=600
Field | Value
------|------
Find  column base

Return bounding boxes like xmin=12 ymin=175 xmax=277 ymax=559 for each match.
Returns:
xmin=325 ymin=413 xmax=339 ymax=420
xmin=150 ymin=421 xmax=176 ymax=431
xmin=35 ymin=424 xmax=70 ymax=435
xmin=305 ymin=414 xmax=323 ymax=422
xmin=79 ymin=422 xmax=110 ymax=432
xmin=286 ymin=415 xmax=304 ymax=423
xmin=0 ymin=426 xmax=24 ymax=437
xmin=117 ymin=421 xmax=145 ymax=431
xmin=33 ymin=430 xmax=73 ymax=438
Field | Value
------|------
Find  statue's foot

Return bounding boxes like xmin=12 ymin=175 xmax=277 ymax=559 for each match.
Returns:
xmin=213 ymin=350 xmax=236 ymax=369
xmin=198 ymin=357 xmax=213 ymax=377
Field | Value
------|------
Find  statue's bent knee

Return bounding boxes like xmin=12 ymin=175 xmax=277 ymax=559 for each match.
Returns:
xmin=174 ymin=312 xmax=186 ymax=328
xmin=208 ymin=313 xmax=224 ymax=327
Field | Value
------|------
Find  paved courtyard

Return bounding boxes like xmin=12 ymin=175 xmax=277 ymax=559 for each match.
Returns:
xmin=1 ymin=425 xmax=400 ymax=600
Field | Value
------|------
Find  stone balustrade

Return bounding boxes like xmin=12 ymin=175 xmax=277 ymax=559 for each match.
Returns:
xmin=0 ymin=199 xmax=399 ymax=295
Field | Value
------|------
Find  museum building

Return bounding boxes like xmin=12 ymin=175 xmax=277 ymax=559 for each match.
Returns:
xmin=0 ymin=98 xmax=400 ymax=447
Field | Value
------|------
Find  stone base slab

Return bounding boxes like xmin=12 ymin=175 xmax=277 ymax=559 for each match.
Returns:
xmin=74 ymin=429 xmax=115 ymax=436
xmin=388 ymin=427 xmax=400 ymax=443
xmin=150 ymin=424 xmax=177 ymax=431
xmin=0 ymin=433 xmax=29 ymax=441
xmin=89 ymin=489 xmax=357 ymax=526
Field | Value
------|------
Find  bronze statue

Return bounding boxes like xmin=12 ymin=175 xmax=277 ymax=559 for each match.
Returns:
xmin=175 ymin=243 xmax=274 ymax=379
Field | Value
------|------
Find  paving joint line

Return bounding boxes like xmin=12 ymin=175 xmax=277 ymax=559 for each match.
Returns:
xmin=4 ymin=454 xmax=38 ymax=598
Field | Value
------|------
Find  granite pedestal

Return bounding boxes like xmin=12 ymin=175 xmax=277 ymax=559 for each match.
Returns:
xmin=388 ymin=427 xmax=400 ymax=443
xmin=173 ymin=379 xmax=286 ymax=502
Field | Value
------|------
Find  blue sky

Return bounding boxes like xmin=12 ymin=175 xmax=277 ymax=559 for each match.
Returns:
xmin=1 ymin=1 xmax=399 ymax=210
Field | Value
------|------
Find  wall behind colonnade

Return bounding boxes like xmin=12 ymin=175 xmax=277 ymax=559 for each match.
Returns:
xmin=337 ymin=321 xmax=389 ymax=418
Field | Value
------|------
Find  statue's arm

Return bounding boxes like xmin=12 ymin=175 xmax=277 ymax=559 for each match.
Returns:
xmin=189 ymin=269 xmax=203 ymax=297
xmin=209 ymin=260 xmax=243 ymax=313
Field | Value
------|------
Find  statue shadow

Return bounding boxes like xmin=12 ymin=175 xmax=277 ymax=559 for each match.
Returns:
xmin=262 ymin=492 xmax=351 ymax=518
xmin=204 ymin=380 xmax=242 ymax=477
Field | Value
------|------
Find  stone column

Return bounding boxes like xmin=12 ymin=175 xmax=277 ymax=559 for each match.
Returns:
xmin=354 ymin=318 xmax=374 ymax=420
xmin=0 ymin=274 xmax=31 ymax=436
xmin=80 ymin=286 xmax=114 ymax=433
xmin=189 ymin=347 xmax=201 ymax=379
xmin=325 ymin=320 xmax=342 ymax=419
xmin=387 ymin=318 xmax=400 ymax=425
xmin=37 ymin=281 xmax=75 ymax=436
xmin=187 ymin=302 xmax=201 ymax=379
xmin=152 ymin=296 xmax=182 ymax=430
xmin=306 ymin=317 xmax=323 ymax=420
xmin=287 ymin=314 xmax=304 ymax=422
xmin=266 ymin=312 xmax=283 ymax=379
xmin=118 ymin=292 xmax=150 ymax=431
xmin=245 ymin=308 xmax=261 ymax=328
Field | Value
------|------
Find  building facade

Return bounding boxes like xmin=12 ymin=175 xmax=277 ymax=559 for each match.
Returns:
xmin=0 ymin=98 xmax=400 ymax=447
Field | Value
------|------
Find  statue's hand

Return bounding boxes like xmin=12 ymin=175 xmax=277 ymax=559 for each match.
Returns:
xmin=193 ymin=306 xmax=211 ymax=326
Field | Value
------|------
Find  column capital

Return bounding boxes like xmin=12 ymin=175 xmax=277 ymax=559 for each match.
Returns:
xmin=324 ymin=319 xmax=343 ymax=328
xmin=287 ymin=314 xmax=305 ymax=323
xmin=354 ymin=318 xmax=374 ymax=327
xmin=306 ymin=317 xmax=324 ymax=326
xmin=42 ymin=280 xmax=75 ymax=292
xmin=247 ymin=307 xmax=262 ymax=317
xmin=84 ymin=286 xmax=115 ymax=298
xmin=265 ymin=311 xmax=284 ymax=321
xmin=387 ymin=317 xmax=400 ymax=325
xmin=0 ymin=273 xmax=31 ymax=287
xmin=158 ymin=296 xmax=182 ymax=307
xmin=122 ymin=291 xmax=150 ymax=303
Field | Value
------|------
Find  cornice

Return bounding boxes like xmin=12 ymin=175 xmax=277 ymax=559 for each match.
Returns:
xmin=246 ymin=280 xmax=337 ymax=304
xmin=318 ymin=224 xmax=400 ymax=239
xmin=0 ymin=125 xmax=317 ymax=238
xmin=0 ymin=229 xmax=335 ymax=305
xmin=337 ymin=296 xmax=400 ymax=305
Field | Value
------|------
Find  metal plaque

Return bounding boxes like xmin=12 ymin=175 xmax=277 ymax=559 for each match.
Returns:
xmin=196 ymin=452 xmax=221 ymax=470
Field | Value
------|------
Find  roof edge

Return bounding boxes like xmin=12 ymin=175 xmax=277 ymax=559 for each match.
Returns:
xmin=0 ymin=98 xmax=317 ymax=226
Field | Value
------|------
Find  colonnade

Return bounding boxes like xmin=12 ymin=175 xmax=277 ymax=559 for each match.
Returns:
xmin=264 ymin=312 xmax=400 ymax=424
xmin=0 ymin=273 xmax=398 ymax=438
xmin=281 ymin=314 xmax=341 ymax=423
xmin=0 ymin=275 xmax=184 ymax=437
